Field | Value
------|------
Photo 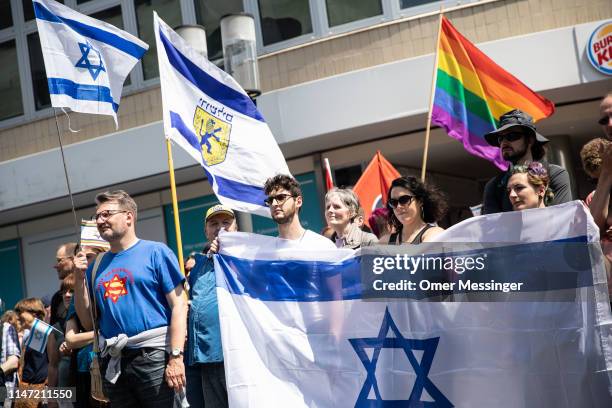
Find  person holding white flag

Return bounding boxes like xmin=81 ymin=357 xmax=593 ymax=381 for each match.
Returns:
xmin=154 ymin=13 xmax=289 ymax=216
xmin=33 ymin=0 xmax=148 ymax=126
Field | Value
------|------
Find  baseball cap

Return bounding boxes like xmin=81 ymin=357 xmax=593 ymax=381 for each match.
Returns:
xmin=205 ymin=204 xmax=235 ymax=222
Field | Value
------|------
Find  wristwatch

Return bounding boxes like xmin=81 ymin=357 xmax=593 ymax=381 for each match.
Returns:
xmin=171 ymin=348 xmax=184 ymax=358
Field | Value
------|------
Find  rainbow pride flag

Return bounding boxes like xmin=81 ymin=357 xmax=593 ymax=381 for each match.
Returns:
xmin=432 ymin=16 xmax=555 ymax=170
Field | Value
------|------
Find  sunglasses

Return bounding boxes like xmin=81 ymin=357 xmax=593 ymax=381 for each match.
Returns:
xmin=388 ymin=195 xmax=415 ymax=208
xmin=497 ymin=132 xmax=525 ymax=144
xmin=264 ymin=193 xmax=295 ymax=207
xmin=598 ymin=115 xmax=611 ymax=126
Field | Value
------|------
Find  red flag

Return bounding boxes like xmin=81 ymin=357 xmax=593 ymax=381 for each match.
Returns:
xmin=353 ymin=151 xmax=400 ymax=225
xmin=323 ymin=158 xmax=334 ymax=191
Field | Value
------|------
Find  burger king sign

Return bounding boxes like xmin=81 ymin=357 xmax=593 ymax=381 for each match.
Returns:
xmin=587 ymin=21 xmax=612 ymax=75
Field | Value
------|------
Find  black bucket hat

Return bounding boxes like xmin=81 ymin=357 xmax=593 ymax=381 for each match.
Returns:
xmin=484 ymin=109 xmax=549 ymax=147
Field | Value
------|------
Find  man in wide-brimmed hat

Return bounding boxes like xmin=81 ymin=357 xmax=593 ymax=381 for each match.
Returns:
xmin=481 ymin=109 xmax=572 ymax=214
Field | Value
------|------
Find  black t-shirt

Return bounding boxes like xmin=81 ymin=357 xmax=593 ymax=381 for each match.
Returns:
xmin=22 ymin=348 xmax=48 ymax=384
xmin=50 ymin=289 xmax=66 ymax=327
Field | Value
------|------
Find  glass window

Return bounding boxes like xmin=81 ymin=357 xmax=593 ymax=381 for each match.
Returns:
xmin=24 ymin=0 xmax=64 ymax=21
xmin=0 ymin=40 xmax=24 ymax=120
xmin=90 ymin=6 xmax=123 ymax=30
xmin=326 ymin=0 xmax=382 ymax=27
xmin=258 ymin=0 xmax=312 ymax=46
xmin=77 ymin=0 xmax=92 ymax=4
xmin=135 ymin=0 xmax=181 ymax=80
xmin=194 ymin=0 xmax=243 ymax=61
xmin=0 ymin=2 xmax=13 ymax=29
xmin=400 ymin=0 xmax=438 ymax=9
xmin=27 ymin=33 xmax=51 ymax=110
xmin=90 ymin=6 xmax=131 ymax=85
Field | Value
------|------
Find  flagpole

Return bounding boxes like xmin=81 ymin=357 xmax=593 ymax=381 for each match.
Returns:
xmin=420 ymin=7 xmax=445 ymax=182
xmin=53 ymin=109 xmax=81 ymax=240
xmin=166 ymin=139 xmax=185 ymax=275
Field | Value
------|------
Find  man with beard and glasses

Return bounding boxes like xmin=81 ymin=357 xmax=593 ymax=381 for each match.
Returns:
xmin=74 ymin=190 xmax=186 ymax=408
xmin=263 ymin=175 xmax=336 ymax=249
xmin=481 ymin=109 xmax=572 ymax=214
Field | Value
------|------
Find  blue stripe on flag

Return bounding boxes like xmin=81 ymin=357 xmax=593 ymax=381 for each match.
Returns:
xmin=48 ymin=78 xmax=119 ymax=112
xmin=217 ymin=236 xmax=592 ymax=302
xmin=25 ymin=319 xmax=38 ymax=349
xmin=433 ymin=87 xmax=496 ymax=138
xmin=39 ymin=324 xmax=52 ymax=353
xmin=159 ymin=30 xmax=264 ymax=122
xmin=34 ymin=2 xmax=147 ymax=59
xmin=169 ymin=111 xmax=268 ymax=207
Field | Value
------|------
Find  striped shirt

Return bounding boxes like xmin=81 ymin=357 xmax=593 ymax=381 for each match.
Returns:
xmin=1 ymin=322 xmax=21 ymax=389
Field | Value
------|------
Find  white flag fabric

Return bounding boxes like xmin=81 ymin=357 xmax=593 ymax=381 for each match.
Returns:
xmin=80 ymin=219 xmax=110 ymax=249
xmin=154 ymin=14 xmax=290 ymax=217
xmin=33 ymin=0 xmax=148 ymax=126
xmin=24 ymin=318 xmax=54 ymax=353
xmin=215 ymin=201 xmax=612 ymax=407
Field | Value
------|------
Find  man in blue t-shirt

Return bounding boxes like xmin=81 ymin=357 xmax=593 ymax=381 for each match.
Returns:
xmin=186 ymin=204 xmax=237 ymax=408
xmin=74 ymin=190 xmax=186 ymax=407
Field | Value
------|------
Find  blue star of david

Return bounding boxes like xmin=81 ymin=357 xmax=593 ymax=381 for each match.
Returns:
xmin=75 ymin=41 xmax=106 ymax=80
xmin=349 ymin=307 xmax=453 ymax=407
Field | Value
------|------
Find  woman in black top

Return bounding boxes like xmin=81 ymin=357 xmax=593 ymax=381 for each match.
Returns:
xmin=379 ymin=176 xmax=448 ymax=245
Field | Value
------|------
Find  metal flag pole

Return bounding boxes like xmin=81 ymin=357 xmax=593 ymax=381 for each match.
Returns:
xmin=165 ymin=138 xmax=186 ymax=275
xmin=420 ymin=7 xmax=445 ymax=182
xmin=53 ymin=108 xmax=81 ymax=240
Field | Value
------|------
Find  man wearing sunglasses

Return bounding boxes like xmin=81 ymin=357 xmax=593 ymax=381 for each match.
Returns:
xmin=600 ymin=92 xmax=612 ymax=141
xmin=263 ymin=174 xmax=336 ymax=249
xmin=482 ymin=109 xmax=572 ymax=214
xmin=73 ymin=190 xmax=187 ymax=407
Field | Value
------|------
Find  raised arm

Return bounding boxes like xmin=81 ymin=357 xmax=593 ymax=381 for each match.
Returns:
xmin=73 ymin=255 xmax=93 ymax=331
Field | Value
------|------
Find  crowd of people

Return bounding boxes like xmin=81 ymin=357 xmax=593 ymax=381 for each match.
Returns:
xmin=0 ymin=92 xmax=611 ymax=408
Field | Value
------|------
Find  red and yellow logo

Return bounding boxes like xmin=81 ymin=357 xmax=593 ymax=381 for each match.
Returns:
xmin=103 ymin=274 xmax=128 ymax=303
xmin=587 ymin=21 xmax=612 ymax=75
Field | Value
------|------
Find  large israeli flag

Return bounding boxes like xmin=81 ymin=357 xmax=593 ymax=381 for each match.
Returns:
xmin=33 ymin=0 xmax=148 ymax=126
xmin=154 ymin=14 xmax=289 ymax=216
xmin=215 ymin=201 xmax=612 ymax=407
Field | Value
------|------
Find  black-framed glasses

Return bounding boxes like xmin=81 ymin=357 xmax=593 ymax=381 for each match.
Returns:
xmin=598 ymin=115 xmax=612 ymax=126
xmin=497 ymin=132 xmax=525 ymax=145
xmin=92 ymin=210 xmax=127 ymax=222
xmin=388 ymin=195 xmax=415 ymax=208
xmin=264 ymin=193 xmax=295 ymax=207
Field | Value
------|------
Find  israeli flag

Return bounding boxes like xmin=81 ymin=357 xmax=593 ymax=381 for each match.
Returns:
xmin=24 ymin=318 xmax=55 ymax=353
xmin=33 ymin=0 xmax=148 ymax=126
xmin=154 ymin=14 xmax=289 ymax=216
xmin=215 ymin=201 xmax=612 ymax=407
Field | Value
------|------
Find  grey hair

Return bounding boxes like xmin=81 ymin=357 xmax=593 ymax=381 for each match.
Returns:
xmin=95 ymin=190 xmax=138 ymax=220
xmin=324 ymin=188 xmax=360 ymax=219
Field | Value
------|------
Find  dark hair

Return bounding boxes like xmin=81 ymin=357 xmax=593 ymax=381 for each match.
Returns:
xmin=530 ymin=136 xmax=547 ymax=161
xmin=368 ymin=208 xmax=390 ymax=238
xmin=264 ymin=174 xmax=302 ymax=197
xmin=386 ymin=176 xmax=448 ymax=227
xmin=60 ymin=274 xmax=75 ymax=293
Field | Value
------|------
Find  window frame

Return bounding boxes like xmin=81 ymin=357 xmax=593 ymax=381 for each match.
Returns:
xmin=1 ymin=0 xmax=487 ymax=129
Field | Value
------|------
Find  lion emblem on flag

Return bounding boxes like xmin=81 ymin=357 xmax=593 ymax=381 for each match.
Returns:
xmin=193 ymin=106 xmax=231 ymax=166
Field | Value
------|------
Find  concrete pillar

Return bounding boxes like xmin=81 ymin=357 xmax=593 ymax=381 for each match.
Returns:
xmin=547 ymin=135 xmax=577 ymax=199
